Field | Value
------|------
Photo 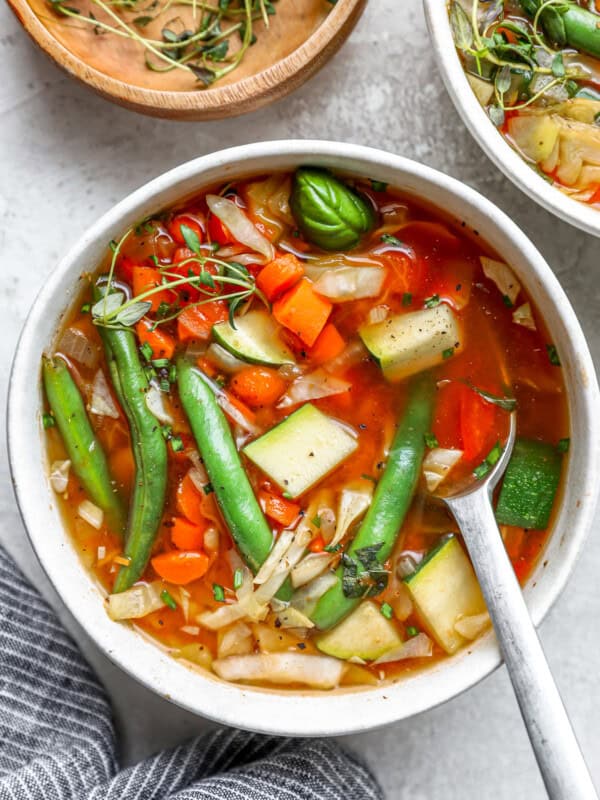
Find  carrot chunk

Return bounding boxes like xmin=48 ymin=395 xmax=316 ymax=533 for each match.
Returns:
xmin=136 ymin=320 xmax=175 ymax=360
xmin=171 ymin=516 xmax=207 ymax=550
xmin=132 ymin=266 xmax=172 ymax=313
xmin=308 ymin=323 xmax=345 ymax=365
xmin=231 ymin=366 xmax=286 ymax=408
xmin=258 ymin=490 xmax=300 ymax=527
xmin=151 ymin=550 xmax=210 ymax=585
xmin=256 ymin=254 xmax=304 ymax=301
xmin=273 ymin=278 xmax=332 ymax=347
xmin=177 ymin=473 xmax=206 ymax=525
xmin=177 ymin=301 xmax=228 ymax=342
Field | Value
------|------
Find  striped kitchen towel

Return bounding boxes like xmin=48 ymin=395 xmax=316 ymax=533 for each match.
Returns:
xmin=0 ymin=546 xmax=382 ymax=800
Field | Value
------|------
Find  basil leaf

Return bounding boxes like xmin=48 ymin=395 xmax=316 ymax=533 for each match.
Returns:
xmin=470 ymin=384 xmax=517 ymax=411
xmin=290 ymin=167 xmax=376 ymax=250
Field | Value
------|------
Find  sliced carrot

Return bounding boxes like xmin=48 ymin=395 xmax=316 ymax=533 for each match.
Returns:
xmin=258 ymin=490 xmax=301 ymax=527
xmin=308 ymin=534 xmax=325 ymax=553
xmin=177 ymin=301 xmax=228 ymax=342
xmin=151 ymin=550 xmax=210 ymax=585
xmin=136 ymin=320 xmax=175 ymax=360
xmin=273 ymin=278 xmax=332 ymax=347
xmin=196 ymin=356 xmax=218 ymax=377
xmin=168 ymin=215 xmax=204 ymax=246
xmin=132 ymin=266 xmax=172 ymax=313
xmin=171 ymin=516 xmax=207 ymax=550
xmin=230 ymin=366 xmax=286 ymax=408
xmin=177 ymin=473 xmax=206 ymax=525
xmin=308 ymin=323 xmax=345 ymax=365
xmin=223 ymin=390 xmax=256 ymax=424
xmin=256 ymin=254 xmax=304 ymax=301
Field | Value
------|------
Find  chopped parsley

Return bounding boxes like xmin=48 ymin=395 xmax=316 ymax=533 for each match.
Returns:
xmin=140 ymin=341 xmax=153 ymax=362
xmin=311 ymin=515 xmax=322 ymax=529
xmin=381 ymin=233 xmax=403 ymax=247
xmin=380 ymin=602 xmax=393 ymax=620
xmin=80 ymin=302 xmax=91 ymax=314
xmin=442 ymin=347 xmax=455 ymax=360
xmin=160 ymin=589 xmax=177 ymax=610
xmin=424 ymin=294 xmax=440 ymax=309
xmin=402 ymin=292 xmax=413 ymax=307
xmin=473 ymin=441 xmax=503 ymax=480
xmin=546 ymin=344 xmax=561 ymax=366
xmin=212 ymin=583 xmax=225 ymax=602
xmin=42 ymin=413 xmax=55 ymax=429
xmin=424 ymin=432 xmax=439 ymax=449
xmin=170 ymin=436 xmax=184 ymax=453
xmin=203 ymin=482 xmax=214 ymax=495
xmin=557 ymin=438 xmax=570 ymax=454
xmin=233 ymin=568 xmax=244 ymax=590
xmin=406 ymin=625 xmax=419 ymax=637
xmin=370 ymin=179 xmax=388 ymax=192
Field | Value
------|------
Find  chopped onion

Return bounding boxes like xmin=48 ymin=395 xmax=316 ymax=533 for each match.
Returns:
xmin=312 ymin=267 xmax=386 ymax=302
xmin=49 ymin=459 xmax=71 ymax=493
xmin=206 ymin=194 xmax=274 ymax=260
xmin=217 ymin=622 xmax=253 ymax=659
xmin=181 ymin=625 xmax=201 ymax=636
xmin=231 ymin=252 xmax=269 ymax=267
xmin=455 ymin=611 xmax=491 ymax=640
xmin=57 ymin=327 xmax=99 ymax=368
xmin=275 ymin=606 xmax=315 ymax=629
xmin=374 ymin=633 xmax=433 ymax=664
xmin=277 ymin=369 xmax=351 ymax=408
xmin=179 ymin=587 xmax=191 ymax=622
xmin=324 ymin=340 xmax=368 ymax=374
xmin=145 ymin=385 xmax=174 ymax=425
xmin=253 ymin=531 xmax=295 ymax=585
xmin=107 ymin=581 xmax=165 ymax=620
xmin=197 ymin=603 xmax=251 ymax=631
xmin=367 ymin=304 xmax=390 ymax=325
xmin=203 ymin=527 xmax=219 ymax=553
xmin=89 ymin=370 xmax=119 ymax=419
xmin=207 ymin=343 xmax=248 ymax=374
xmin=389 ymin=583 xmax=414 ymax=621
xmin=317 ymin=507 xmax=336 ymax=541
xmin=291 ymin=572 xmax=338 ymax=617
xmin=291 ymin=553 xmax=332 ymax=588
xmin=396 ymin=551 xmax=423 ymax=579
xmin=187 ymin=465 xmax=210 ymax=494
xmin=332 ymin=484 xmax=373 ymax=546
xmin=278 ymin=363 xmax=305 ymax=380
xmin=78 ymin=499 xmax=104 ymax=530
xmin=423 ymin=448 xmax=463 ymax=492
xmin=512 ymin=302 xmax=536 ymax=331
xmin=212 ymin=653 xmax=344 ymax=689
xmin=480 ymin=257 xmax=521 ymax=305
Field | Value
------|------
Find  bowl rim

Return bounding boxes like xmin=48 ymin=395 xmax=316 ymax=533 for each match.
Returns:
xmin=6 ymin=0 xmax=365 ymax=119
xmin=422 ymin=0 xmax=600 ymax=238
xmin=7 ymin=140 xmax=600 ymax=737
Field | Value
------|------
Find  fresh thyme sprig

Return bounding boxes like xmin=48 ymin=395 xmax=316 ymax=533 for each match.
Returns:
xmin=49 ymin=0 xmax=279 ymax=87
xmin=92 ymin=225 xmax=269 ymax=330
xmin=450 ymin=0 xmax=588 ymax=125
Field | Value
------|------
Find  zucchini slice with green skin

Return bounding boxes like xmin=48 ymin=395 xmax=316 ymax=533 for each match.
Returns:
xmin=212 ymin=310 xmax=295 ymax=367
xmin=177 ymin=358 xmax=291 ymax=599
xmin=404 ymin=535 xmax=485 ymax=655
xmin=359 ymin=305 xmax=463 ymax=383
xmin=310 ymin=373 xmax=435 ymax=631
xmin=495 ymin=438 xmax=562 ymax=529
xmin=243 ymin=403 xmax=358 ymax=499
xmin=315 ymin=600 xmax=403 ymax=661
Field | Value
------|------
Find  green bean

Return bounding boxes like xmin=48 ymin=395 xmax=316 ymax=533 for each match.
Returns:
xmin=521 ymin=0 xmax=600 ymax=59
xmin=177 ymin=357 xmax=292 ymax=599
xmin=96 ymin=301 xmax=168 ymax=592
xmin=42 ymin=356 xmax=126 ymax=534
xmin=310 ymin=373 xmax=435 ymax=631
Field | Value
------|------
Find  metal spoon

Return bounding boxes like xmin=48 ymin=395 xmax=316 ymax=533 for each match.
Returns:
xmin=436 ymin=412 xmax=597 ymax=799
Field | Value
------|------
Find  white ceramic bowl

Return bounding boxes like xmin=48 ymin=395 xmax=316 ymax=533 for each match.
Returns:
xmin=8 ymin=141 xmax=600 ymax=736
xmin=423 ymin=0 xmax=600 ymax=238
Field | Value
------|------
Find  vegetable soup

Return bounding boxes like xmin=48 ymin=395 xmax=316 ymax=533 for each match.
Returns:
xmin=42 ymin=168 xmax=568 ymax=690
xmin=450 ymin=0 xmax=600 ymax=207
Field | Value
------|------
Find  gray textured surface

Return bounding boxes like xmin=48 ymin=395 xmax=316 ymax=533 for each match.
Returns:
xmin=1 ymin=1 xmax=599 ymax=797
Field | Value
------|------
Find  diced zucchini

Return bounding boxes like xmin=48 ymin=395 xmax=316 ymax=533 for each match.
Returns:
xmin=315 ymin=600 xmax=403 ymax=661
xmin=507 ymin=115 xmax=560 ymax=163
xmin=404 ymin=536 xmax=485 ymax=654
xmin=495 ymin=439 xmax=562 ymax=529
xmin=359 ymin=305 xmax=463 ymax=382
xmin=243 ymin=404 xmax=358 ymax=499
xmin=212 ymin=310 xmax=295 ymax=366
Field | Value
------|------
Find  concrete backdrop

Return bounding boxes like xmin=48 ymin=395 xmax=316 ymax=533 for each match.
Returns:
xmin=1 ymin=1 xmax=598 ymax=797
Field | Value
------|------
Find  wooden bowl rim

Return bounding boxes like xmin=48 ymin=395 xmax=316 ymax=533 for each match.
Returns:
xmin=7 ymin=0 xmax=365 ymax=117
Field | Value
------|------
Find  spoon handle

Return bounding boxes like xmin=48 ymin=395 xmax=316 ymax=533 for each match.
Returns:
xmin=447 ymin=489 xmax=597 ymax=800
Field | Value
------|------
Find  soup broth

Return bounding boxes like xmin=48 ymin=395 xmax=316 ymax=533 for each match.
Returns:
xmin=42 ymin=168 xmax=568 ymax=690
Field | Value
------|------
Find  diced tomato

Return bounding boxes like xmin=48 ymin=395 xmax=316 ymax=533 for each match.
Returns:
xmin=432 ymin=381 xmax=464 ymax=450
xmin=308 ymin=534 xmax=325 ymax=553
xmin=208 ymin=213 xmax=235 ymax=245
xmin=258 ymin=490 xmax=300 ymax=527
xmin=177 ymin=301 xmax=228 ymax=341
xmin=118 ymin=255 xmax=137 ymax=285
xmin=430 ymin=258 xmax=475 ymax=311
xmin=168 ymin=215 xmax=204 ymax=246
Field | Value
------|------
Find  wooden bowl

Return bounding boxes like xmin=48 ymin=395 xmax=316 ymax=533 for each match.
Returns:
xmin=7 ymin=0 xmax=366 ymax=119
